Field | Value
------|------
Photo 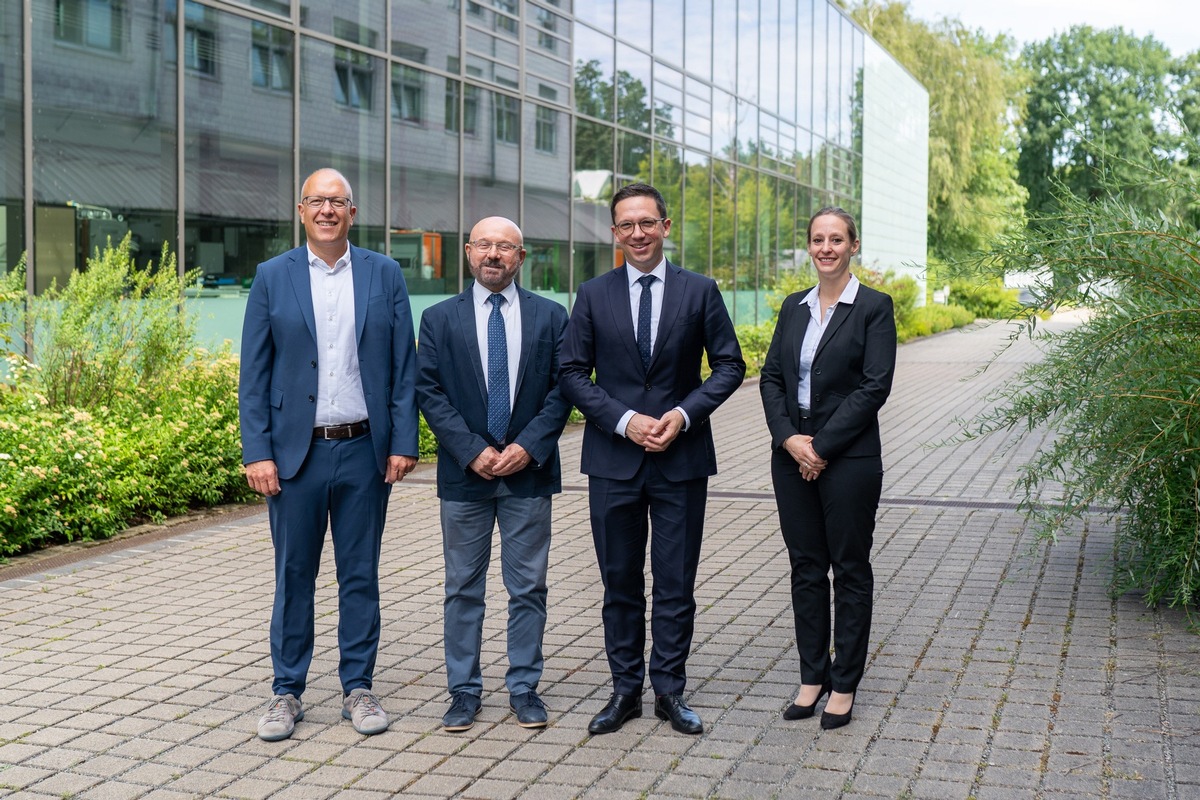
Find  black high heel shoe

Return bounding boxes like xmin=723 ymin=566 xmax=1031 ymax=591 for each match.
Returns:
xmin=820 ymin=693 xmax=854 ymax=730
xmin=782 ymin=681 xmax=831 ymax=721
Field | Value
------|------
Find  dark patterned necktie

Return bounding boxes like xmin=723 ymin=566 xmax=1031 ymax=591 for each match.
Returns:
xmin=637 ymin=274 xmax=656 ymax=372
xmin=487 ymin=293 xmax=510 ymax=443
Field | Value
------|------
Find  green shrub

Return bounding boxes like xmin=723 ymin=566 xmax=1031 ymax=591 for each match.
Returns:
xmin=960 ymin=155 xmax=1200 ymax=607
xmin=948 ymin=278 xmax=1018 ymax=319
xmin=898 ymin=303 xmax=975 ymax=342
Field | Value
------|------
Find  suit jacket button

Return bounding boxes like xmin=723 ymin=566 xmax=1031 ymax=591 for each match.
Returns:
xmin=308 ymin=395 xmax=315 ymax=402
xmin=311 ymin=360 xmax=317 ymax=368
xmin=644 ymin=383 xmax=652 ymax=391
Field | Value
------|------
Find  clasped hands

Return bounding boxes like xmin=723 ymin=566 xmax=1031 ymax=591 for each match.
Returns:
xmin=469 ymin=443 xmax=532 ymax=479
xmin=626 ymin=410 xmax=685 ymax=453
xmin=784 ymin=434 xmax=826 ymax=481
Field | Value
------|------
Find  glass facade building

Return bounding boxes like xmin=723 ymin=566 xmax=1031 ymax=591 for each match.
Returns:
xmin=1 ymin=0 xmax=927 ymax=344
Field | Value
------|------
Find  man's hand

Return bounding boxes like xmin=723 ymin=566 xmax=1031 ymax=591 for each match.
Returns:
xmin=468 ymin=447 xmax=504 ymax=480
xmin=643 ymin=409 xmax=685 ymax=452
xmin=245 ymin=459 xmax=281 ymax=496
xmin=386 ymin=455 xmax=418 ymax=484
xmin=625 ymin=413 xmax=661 ymax=447
xmin=490 ymin=443 xmax=532 ymax=477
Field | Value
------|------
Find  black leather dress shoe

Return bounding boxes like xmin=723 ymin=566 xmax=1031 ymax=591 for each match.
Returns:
xmin=588 ymin=693 xmax=642 ymax=734
xmin=653 ymin=694 xmax=703 ymax=735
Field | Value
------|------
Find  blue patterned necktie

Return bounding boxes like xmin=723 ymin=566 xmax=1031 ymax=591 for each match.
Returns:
xmin=637 ymin=274 xmax=656 ymax=372
xmin=487 ymin=293 xmax=510 ymax=443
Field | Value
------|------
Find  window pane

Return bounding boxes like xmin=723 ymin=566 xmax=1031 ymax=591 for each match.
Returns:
xmin=300 ymin=37 xmax=386 ymax=250
xmin=681 ymin=150 xmax=711 ymax=276
xmin=684 ymin=0 xmax=712 ymax=81
xmin=574 ymin=25 xmax=614 ymax=120
xmin=653 ymin=0 xmax=683 ymax=68
xmin=616 ymin=43 xmax=651 ymax=133
xmin=524 ymin=99 xmax=570 ymax=297
xmin=572 ymin=119 xmax=614 ymax=285
xmin=614 ymin=0 xmax=651 ymax=53
xmin=303 ymin=1 xmax=385 ymax=41
xmin=185 ymin=9 xmax=291 ymax=291
xmin=712 ymin=1 xmax=736 ymax=92
xmin=33 ymin=0 xmax=174 ymax=293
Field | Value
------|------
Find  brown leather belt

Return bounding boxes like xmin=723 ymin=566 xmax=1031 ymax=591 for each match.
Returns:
xmin=313 ymin=420 xmax=370 ymax=440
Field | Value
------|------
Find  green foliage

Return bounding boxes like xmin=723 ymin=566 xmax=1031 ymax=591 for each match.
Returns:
xmin=417 ymin=413 xmax=438 ymax=459
xmin=0 ymin=240 xmax=255 ymax=555
xmin=734 ymin=322 xmax=774 ymax=378
xmin=847 ymin=1 xmax=1028 ymax=260
xmin=961 ymin=157 xmax=1200 ymax=607
xmin=948 ymin=279 xmax=1019 ymax=319
xmin=896 ymin=303 xmax=976 ymax=343
xmin=10 ymin=235 xmax=198 ymax=409
xmin=1018 ymin=26 xmax=1184 ymax=216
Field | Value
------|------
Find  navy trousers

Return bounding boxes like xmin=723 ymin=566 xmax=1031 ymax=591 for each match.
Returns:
xmin=589 ymin=458 xmax=708 ymax=697
xmin=266 ymin=433 xmax=390 ymax=699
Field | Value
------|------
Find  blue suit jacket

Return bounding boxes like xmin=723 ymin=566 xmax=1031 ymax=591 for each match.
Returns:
xmin=416 ymin=283 xmax=572 ymax=501
xmin=238 ymin=244 xmax=419 ymax=480
xmin=560 ymin=261 xmax=746 ymax=482
xmin=759 ymin=283 xmax=896 ymax=459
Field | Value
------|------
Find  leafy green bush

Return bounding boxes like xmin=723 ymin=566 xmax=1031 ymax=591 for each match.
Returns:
xmin=948 ymin=279 xmax=1018 ymax=319
xmin=961 ymin=156 xmax=1200 ymax=607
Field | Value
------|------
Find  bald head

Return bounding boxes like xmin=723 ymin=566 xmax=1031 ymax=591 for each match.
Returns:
xmin=466 ymin=216 xmax=525 ymax=293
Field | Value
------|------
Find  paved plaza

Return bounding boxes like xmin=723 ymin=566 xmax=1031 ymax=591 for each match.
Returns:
xmin=1 ymin=317 xmax=1197 ymax=799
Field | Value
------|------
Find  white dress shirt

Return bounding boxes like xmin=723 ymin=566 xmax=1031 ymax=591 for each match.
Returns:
xmin=472 ymin=280 xmax=522 ymax=411
xmin=797 ymin=274 xmax=861 ymax=409
xmin=308 ymin=244 xmax=369 ymax=427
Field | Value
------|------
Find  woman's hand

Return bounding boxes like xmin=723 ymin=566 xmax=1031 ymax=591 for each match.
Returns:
xmin=783 ymin=435 xmax=827 ymax=481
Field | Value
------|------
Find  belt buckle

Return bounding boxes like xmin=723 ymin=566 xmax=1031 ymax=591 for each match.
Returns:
xmin=324 ymin=424 xmax=351 ymax=440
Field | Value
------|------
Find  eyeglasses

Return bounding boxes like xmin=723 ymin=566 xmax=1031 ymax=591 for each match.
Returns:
xmin=301 ymin=195 xmax=352 ymax=209
xmin=469 ymin=240 xmax=521 ymax=254
xmin=614 ymin=218 xmax=666 ymax=236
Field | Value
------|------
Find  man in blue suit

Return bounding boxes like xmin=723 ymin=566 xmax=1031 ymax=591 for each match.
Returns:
xmin=239 ymin=168 xmax=419 ymax=742
xmin=417 ymin=216 xmax=571 ymax=732
xmin=560 ymin=183 xmax=746 ymax=735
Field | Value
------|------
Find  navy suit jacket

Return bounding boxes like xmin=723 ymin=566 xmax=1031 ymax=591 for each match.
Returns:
xmin=239 ymin=244 xmax=419 ymax=480
xmin=759 ymin=282 xmax=896 ymax=460
xmin=416 ymin=283 xmax=571 ymax=502
xmin=560 ymin=261 xmax=746 ymax=482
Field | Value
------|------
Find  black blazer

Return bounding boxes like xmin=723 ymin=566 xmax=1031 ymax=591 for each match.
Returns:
xmin=759 ymin=282 xmax=896 ymax=460
xmin=416 ymin=283 xmax=571 ymax=501
xmin=560 ymin=261 xmax=746 ymax=482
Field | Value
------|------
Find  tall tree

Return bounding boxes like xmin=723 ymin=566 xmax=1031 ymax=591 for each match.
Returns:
xmin=846 ymin=1 xmax=1028 ymax=261
xmin=1018 ymin=26 xmax=1177 ymax=215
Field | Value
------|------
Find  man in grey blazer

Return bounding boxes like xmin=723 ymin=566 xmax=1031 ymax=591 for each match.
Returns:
xmin=239 ymin=168 xmax=419 ymax=741
xmin=416 ymin=216 xmax=571 ymax=731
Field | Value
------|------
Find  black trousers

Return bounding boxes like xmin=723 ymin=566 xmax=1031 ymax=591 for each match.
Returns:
xmin=589 ymin=458 xmax=708 ymax=697
xmin=771 ymin=445 xmax=882 ymax=693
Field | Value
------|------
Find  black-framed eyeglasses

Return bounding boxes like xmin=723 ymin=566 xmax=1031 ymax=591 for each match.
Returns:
xmin=469 ymin=240 xmax=522 ymax=254
xmin=614 ymin=218 xmax=665 ymax=236
xmin=301 ymin=195 xmax=352 ymax=209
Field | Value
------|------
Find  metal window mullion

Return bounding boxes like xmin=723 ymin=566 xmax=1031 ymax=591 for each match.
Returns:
xmin=384 ymin=0 xmax=392 ymax=258
xmin=175 ymin=0 xmax=186 ymax=278
xmin=291 ymin=3 xmax=301 ymax=248
xmin=22 ymin=0 xmax=33 ymax=304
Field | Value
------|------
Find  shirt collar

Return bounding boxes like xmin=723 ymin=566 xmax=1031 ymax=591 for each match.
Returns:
xmin=626 ymin=258 xmax=668 ymax=289
xmin=472 ymin=280 xmax=519 ymax=307
xmin=306 ymin=244 xmax=352 ymax=273
xmin=802 ymin=274 xmax=861 ymax=310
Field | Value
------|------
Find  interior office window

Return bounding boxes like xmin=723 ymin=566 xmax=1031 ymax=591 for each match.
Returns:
xmin=392 ymin=65 xmax=424 ymax=123
xmin=164 ymin=1 xmax=218 ymax=76
xmin=492 ymin=0 xmax=517 ymax=35
xmin=55 ymin=0 xmax=124 ymax=53
xmin=445 ymin=58 xmax=481 ymax=134
xmin=334 ymin=46 xmax=374 ymax=109
xmin=534 ymin=5 xmax=557 ymax=52
xmin=495 ymin=93 xmax=519 ymax=144
xmin=535 ymin=105 xmax=557 ymax=153
xmin=251 ymin=22 xmax=292 ymax=91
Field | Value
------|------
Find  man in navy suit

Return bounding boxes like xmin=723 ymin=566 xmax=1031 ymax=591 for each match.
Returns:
xmin=560 ymin=183 xmax=746 ymax=735
xmin=239 ymin=168 xmax=419 ymax=741
xmin=417 ymin=216 xmax=571 ymax=732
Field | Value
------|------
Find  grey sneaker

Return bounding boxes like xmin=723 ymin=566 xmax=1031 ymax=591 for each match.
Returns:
xmin=258 ymin=694 xmax=303 ymax=741
xmin=342 ymin=688 xmax=389 ymax=735
xmin=442 ymin=692 xmax=482 ymax=732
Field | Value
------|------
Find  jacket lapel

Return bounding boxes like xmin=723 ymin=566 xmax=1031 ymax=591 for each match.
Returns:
xmin=650 ymin=261 xmax=684 ymax=371
xmin=286 ymin=247 xmax=317 ymax=342
xmin=456 ymin=286 xmax=489 ymax=405
xmin=350 ymin=245 xmax=372 ymax=344
xmin=606 ymin=267 xmax=643 ymax=372
xmin=513 ymin=286 xmax=536 ymax=400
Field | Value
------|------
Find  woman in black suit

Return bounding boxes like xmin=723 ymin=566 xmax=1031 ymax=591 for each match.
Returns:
xmin=759 ymin=207 xmax=896 ymax=730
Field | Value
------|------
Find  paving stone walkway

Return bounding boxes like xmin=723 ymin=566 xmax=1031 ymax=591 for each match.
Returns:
xmin=1 ymin=316 xmax=1197 ymax=799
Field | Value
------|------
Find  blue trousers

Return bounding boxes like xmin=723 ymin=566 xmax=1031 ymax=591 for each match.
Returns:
xmin=266 ymin=434 xmax=390 ymax=699
xmin=441 ymin=484 xmax=552 ymax=697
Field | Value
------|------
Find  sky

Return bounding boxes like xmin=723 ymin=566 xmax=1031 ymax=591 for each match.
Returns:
xmin=900 ymin=0 xmax=1199 ymax=57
